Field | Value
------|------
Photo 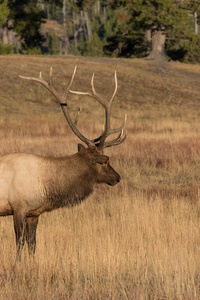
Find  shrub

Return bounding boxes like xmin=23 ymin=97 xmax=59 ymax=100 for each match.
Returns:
xmin=83 ymin=33 xmax=104 ymax=57
xmin=26 ymin=47 xmax=42 ymax=55
xmin=47 ymin=32 xmax=60 ymax=55
xmin=166 ymin=33 xmax=200 ymax=63
xmin=184 ymin=34 xmax=200 ymax=63
xmin=0 ymin=42 xmax=14 ymax=54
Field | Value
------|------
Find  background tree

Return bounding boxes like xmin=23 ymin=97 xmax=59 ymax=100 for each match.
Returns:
xmin=105 ymin=0 xmax=200 ymax=61
xmin=0 ymin=0 xmax=10 ymax=44
xmin=0 ymin=0 xmax=9 ymax=26
xmin=0 ymin=0 xmax=13 ymax=53
xmin=1 ymin=0 xmax=200 ymax=61
xmin=84 ymin=32 xmax=104 ymax=56
xmin=8 ymin=0 xmax=46 ymax=52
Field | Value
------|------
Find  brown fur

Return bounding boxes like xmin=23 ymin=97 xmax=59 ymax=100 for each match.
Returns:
xmin=0 ymin=144 xmax=120 ymax=258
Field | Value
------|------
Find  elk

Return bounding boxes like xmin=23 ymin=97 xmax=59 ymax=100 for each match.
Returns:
xmin=0 ymin=66 xmax=126 ymax=259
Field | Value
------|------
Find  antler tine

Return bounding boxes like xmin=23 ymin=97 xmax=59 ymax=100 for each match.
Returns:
xmin=19 ymin=68 xmax=61 ymax=102
xmin=98 ymin=113 xmax=127 ymax=150
xmin=69 ymin=71 xmax=127 ymax=151
xmin=49 ymin=67 xmax=53 ymax=87
xmin=91 ymin=73 xmax=96 ymax=95
xmin=63 ymin=65 xmax=77 ymax=100
xmin=70 ymin=72 xmax=107 ymax=108
xmin=109 ymin=71 xmax=117 ymax=104
xmin=90 ymin=71 xmax=117 ymax=107
xmin=19 ymin=67 xmax=95 ymax=147
xmin=106 ymin=113 xmax=127 ymax=136
xmin=90 ymin=73 xmax=108 ymax=107
xmin=104 ymin=131 xmax=127 ymax=149
xmin=101 ymin=130 xmax=123 ymax=147
xmin=91 ymin=125 xmax=125 ymax=146
xmin=74 ymin=107 xmax=80 ymax=126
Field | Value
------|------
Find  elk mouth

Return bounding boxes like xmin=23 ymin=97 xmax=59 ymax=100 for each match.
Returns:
xmin=107 ymin=177 xmax=121 ymax=186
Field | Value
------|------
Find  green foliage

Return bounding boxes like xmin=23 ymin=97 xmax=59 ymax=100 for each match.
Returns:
xmin=185 ymin=34 xmax=200 ymax=63
xmin=91 ymin=4 xmax=119 ymax=43
xmin=25 ymin=47 xmax=42 ymax=55
xmin=66 ymin=1 xmax=119 ymax=56
xmin=47 ymin=32 xmax=60 ymax=54
xmin=8 ymin=0 xmax=46 ymax=51
xmin=104 ymin=29 xmax=149 ymax=57
xmin=184 ymin=0 xmax=200 ymax=22
xmin=164 ymin=2 xmax=200 ymax=62
xmin=104 ymin=5 xmax=150 ymax=58
xmin=84 ymin=32 xmax=104 ymax=56
xmin=0 ymin=41 xmax=13 ymax=54
xmin=0 ymin=0 xmax=9 ymax=26
xmin=105 ymin=0 xmax=200 ymax=62
xmin=75 ymin=0 xmax=96 ymax=11
xmin=1 ymin=0 xmax=200 ymax=62
xmin=166 ymin=33 xmax=200 ymax=63
xmin=43 ymin=0 xmax=63 ymax=20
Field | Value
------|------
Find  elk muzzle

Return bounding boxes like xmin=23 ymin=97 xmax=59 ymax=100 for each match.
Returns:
xmin=97 ymin=162 xmax=121 ymax=186
xmin=107 ymin=171 xmax=121 ymax=186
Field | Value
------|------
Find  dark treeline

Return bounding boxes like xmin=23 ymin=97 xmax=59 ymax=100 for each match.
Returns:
xmin=0 ymin=0 xmax=200 ymax=62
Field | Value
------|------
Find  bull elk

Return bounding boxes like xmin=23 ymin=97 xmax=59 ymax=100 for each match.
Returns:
xmin=0 ymin=66 xmax=126 ymax=259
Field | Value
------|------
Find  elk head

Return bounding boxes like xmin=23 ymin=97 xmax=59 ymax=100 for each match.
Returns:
xmin=78 ymin=143 xmax=121 ymax=186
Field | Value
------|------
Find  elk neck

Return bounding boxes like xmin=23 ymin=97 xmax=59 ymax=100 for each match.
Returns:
xmin=41 ymin=152 xmax=98 ymax=209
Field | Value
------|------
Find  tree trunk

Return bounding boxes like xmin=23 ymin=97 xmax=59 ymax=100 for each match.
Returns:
xmin=145 ymin=29 xmax=151 ymax=42
xmin=62 ymin=0 xmax=69 ymax=54
xmin=84 ymin=11 xmax=92 ymax=41
xmin=73 ymin=9 xmax=77 ymax=48
xmin=194 ymin=11 xmax=198 ymax=34
xmin=2 ymin=19 xmax=9 ymax=44
xmin=95 ymin=1 xmax=100 ymax=14
xmin=147 ymin=27 xmax=166 ymax=60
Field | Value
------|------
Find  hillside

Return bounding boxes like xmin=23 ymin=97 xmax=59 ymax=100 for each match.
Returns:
xmin=1 ymin=56 xmax=200 ymax=118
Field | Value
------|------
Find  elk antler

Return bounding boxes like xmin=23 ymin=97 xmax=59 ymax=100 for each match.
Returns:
xmin=19 ymin=67 xmax=127 ymax=151
xmin=19 ymin=67 xmax=95 ymax=147
xmin=69 ymin=71 xmax=127 ymax=151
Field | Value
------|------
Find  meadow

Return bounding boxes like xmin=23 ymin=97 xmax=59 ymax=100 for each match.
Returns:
xmin=0 ymin=55 xmax=200 ymax=299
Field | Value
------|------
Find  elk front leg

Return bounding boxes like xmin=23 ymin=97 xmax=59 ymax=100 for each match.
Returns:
xmin=25 ymin=217 xmax=39 ymax=256
xmin=13 ymin=211 xmax=26 ymax=260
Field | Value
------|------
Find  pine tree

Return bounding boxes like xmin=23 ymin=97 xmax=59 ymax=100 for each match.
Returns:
xmin=8 ymin=0 xmax=46 ymax=52
xmin=0 ymin=0 xmax=9 ymax=26
xmin=0 ymin=0 xmax=13 ymax=53
xmin=0 ymin=0 xmax=10 ymax=45
xmin=84 ymin=32 xmax=104 ymax=56
xmin=106 ymin=0 xmax=200 ymax=61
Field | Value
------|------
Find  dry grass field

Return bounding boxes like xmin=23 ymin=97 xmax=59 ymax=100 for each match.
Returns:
xmin=0 ymin=55 xmax=200 ymax=299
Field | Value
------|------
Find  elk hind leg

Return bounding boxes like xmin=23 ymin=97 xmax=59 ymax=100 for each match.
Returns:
xmin=13 ymin=211 xmax=26 ymax=260
xmin=25 ymin=217 xmax=39 ymax=256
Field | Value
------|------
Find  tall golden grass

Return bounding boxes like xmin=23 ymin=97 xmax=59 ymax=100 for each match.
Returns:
xmin=0 ymin=56 xmax=200 ymax=299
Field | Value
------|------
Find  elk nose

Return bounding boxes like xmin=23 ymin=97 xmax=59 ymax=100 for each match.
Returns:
xmin=117 ymin=175 xmax=121 ymax=183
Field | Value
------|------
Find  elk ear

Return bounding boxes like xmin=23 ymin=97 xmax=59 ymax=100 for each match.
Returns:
xmin=78 ymin=144 xmax=85 ymax=152
xmin=92 ymin=155 xmax=109 ymax=164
